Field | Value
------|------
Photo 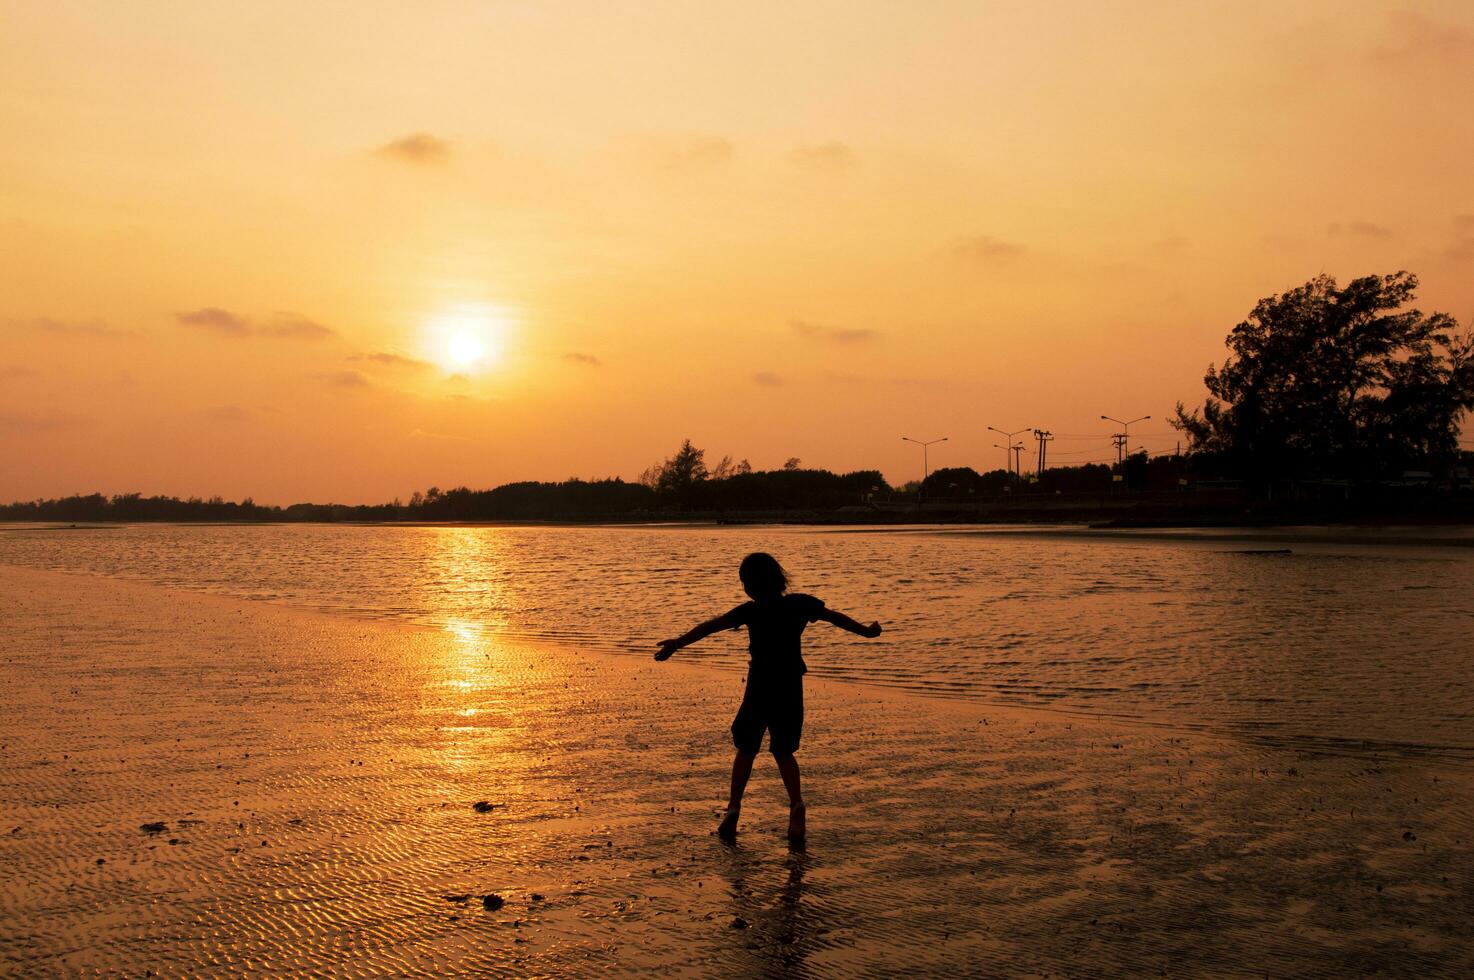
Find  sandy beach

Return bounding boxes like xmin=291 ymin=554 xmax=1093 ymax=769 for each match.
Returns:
xmin=2 ymin=564 xmax=1471 ymax=977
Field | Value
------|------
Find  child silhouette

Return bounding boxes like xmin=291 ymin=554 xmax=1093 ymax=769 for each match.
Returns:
xmin=656 ymin=552 xmax=882 ymax=841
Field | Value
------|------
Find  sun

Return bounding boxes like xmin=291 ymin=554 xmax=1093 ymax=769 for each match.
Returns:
xmin=446 ymin=331 xmax=485 ymax=368
xmin=426 ymin=306 xmax=504 ymax=373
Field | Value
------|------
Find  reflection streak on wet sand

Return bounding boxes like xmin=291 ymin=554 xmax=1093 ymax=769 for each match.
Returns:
xmin=2 ymin=565 xmax=1473 ymax=975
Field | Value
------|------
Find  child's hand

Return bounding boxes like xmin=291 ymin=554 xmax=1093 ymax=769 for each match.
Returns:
xmin=863 ymin=621 xmax=882 ymax=639
xmin=654 ymin=640 xmax=680 ymax=661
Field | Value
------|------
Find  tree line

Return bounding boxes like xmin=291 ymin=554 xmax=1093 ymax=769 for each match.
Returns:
xmin=0 ymin=452 xmax=1193 ymax=523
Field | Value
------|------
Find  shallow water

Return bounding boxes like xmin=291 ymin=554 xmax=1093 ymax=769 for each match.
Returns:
xmin=2 ymin=523 xmax=1471 ymax=757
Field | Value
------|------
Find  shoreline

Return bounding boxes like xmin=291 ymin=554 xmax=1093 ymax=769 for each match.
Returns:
xmin=3 ymin=564 xmax=1473 ymax=974
xmin=6 ymin=517 xmax=1474 ymax=544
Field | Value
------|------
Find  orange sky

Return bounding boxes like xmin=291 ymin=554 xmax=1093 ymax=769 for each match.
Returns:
xmin=3 ymin=1 xmax=1472 ymax=503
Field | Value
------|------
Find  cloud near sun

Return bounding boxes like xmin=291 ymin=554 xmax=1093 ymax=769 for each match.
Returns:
xmin=375 ymin=132 xmax=451 ymax=165
xmin=176 ymin=309 xmax=334 ymax=341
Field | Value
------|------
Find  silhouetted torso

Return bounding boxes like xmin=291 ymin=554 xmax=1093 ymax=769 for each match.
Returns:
xmin=723 ymin=593 xmax=826 ymax=680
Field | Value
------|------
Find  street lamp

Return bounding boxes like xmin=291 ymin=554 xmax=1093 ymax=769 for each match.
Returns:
xmin=987 ymin=425 xmax=1031 ymax=479
xmin=1100 ymin=414 xmax=1151 ymax=466
xmin=994 ymin=442 xmax=1025 ymax=491
xmin=901 ymin=436 xmax=948 ymax=496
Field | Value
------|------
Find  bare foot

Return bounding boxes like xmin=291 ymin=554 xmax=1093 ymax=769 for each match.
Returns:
xmin=717 ymin=805 xmax=740 ymax=840
xmin=787 ymin=804 xmax=806 ymax=842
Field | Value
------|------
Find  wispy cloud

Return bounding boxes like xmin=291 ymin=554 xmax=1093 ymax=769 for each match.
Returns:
xmin=790 ymin=320 xmax=877 ymax=344
xmin=0 ymin=365 xmax=38 ymax=380
xmin=0 ymin=411 xmax=88 ymax=433
xmin=30 ymin=317 xmax=137 ymax=339
xmin=1370 ymin=12 xmax=1474 ymax=69
xmin=563 ymin=352 xmax=603 ymax=367
xmin=1327 ymin=221 xmax=1393 ymax=240
xmin=655 ymin=135 xmax=734 ymax=174
xmin=177 ymin=308 xmax=334 ymax=340
xmin=177 ymin=307 xmax=249 ymax=336
xmin=753 ymin=371 xmax=783 ymax=386
xmin=790 ymin=142 xmax=857 ymax=174
xmin=376 ymin=131 xmax=451 ymax=165
xmin=953 ymin=235 xmax=1025 ymax=264
xmin=314 ymin=370 xmax=370 ymax=388
xmin=265 ymin=313 xmax=333 ymax=340
xmin=351 ymin=351 xmax=434 ymax=371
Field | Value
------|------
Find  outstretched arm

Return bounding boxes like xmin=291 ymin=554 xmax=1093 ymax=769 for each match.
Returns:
xmin=655 ymin=612 xmax=739 ymax=661
xmin=816 ymin=608 xmax=882 ymax=639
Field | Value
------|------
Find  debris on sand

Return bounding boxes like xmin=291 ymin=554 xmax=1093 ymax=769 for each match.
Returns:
xmin=444 ymin=894 xmax=470 ymax=904
xmin=472 ymin=801 xmax=500 ymax=813
xmin=530 ymin=893 xmax=545 ymax=902
xmin=1403 ymin=830 xmax=1417 ymax=842
xmin=140 ymin=822 xmax=167 ymax=835
xmin=482 ymin=894 xmax=505 ymax=911
xmin=729 ymin=916 xmax=749 ymax=929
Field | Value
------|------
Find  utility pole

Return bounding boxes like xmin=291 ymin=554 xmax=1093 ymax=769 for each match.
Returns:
xmin=1033 ymin=429 xmax=1053 ymax=478
xmin=1111 ymin=433 xmax=1128 ymax=467
xmin=992 ymin=443 xmax=1013 ymax=479
xmin=1012 ymin=442 xmax=1024 ymax=476
xmin=1101 ymin=414 xmax=1151 ymax=462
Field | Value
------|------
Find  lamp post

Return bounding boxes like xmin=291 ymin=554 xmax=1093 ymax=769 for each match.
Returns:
xmin=994 ymin=442 xmax=1025 ymax=491
xmin=986 ymin=425 xmax=1031 ymax=479
xmin=901 ymin=436 xmax=947 ymax=500
xmin=992 ymin=443 xmax=1011 ymax=474
xmin=1100 ymin=414 xmax=1151 ymax=466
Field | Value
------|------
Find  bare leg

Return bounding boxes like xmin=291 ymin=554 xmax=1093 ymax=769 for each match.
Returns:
xmin=719 ymin=751 xmax=757 ymax=838
xmin=774 ymin=753 xmax=806 ymax=840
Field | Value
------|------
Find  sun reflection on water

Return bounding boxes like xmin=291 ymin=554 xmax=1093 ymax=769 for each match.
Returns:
xmin=441 ymin=618 xmax=497 ymax=695
xmin=433 ymin=617 xmax=509 ymax=772
xmin=427 ymin=528 xmax=522 ymax=775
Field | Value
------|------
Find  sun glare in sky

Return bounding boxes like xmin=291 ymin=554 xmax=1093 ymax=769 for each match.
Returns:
xmin=428 ymin=307 xmax=503 ymax=373
xmin=447 ymin=332 xmax=485 ymax=368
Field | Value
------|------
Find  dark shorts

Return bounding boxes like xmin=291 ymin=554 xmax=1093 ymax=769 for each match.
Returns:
xmin=731 ymin=676 xmax=804 ymax=756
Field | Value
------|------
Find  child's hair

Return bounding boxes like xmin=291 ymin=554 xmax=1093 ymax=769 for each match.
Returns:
xmin=739 ymin=552 xmax=789 ymax=597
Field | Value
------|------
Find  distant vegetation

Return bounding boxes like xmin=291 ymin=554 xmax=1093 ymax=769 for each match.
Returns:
xmin=0 ymin=449 xmax=1197 ymax=524
xmin=3 ymin=270 xmax=1470 ymax=525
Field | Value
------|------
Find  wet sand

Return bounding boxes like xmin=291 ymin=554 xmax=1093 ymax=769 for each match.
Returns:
xmin=2 ymin=565 xmax=1472 ymax=976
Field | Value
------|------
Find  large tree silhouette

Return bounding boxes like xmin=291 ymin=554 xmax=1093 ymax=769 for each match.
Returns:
xmin=641 ymin=439 xmax=709 ymax=508
xmin=1174 ymin=271 xmax=1473 ymax=484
